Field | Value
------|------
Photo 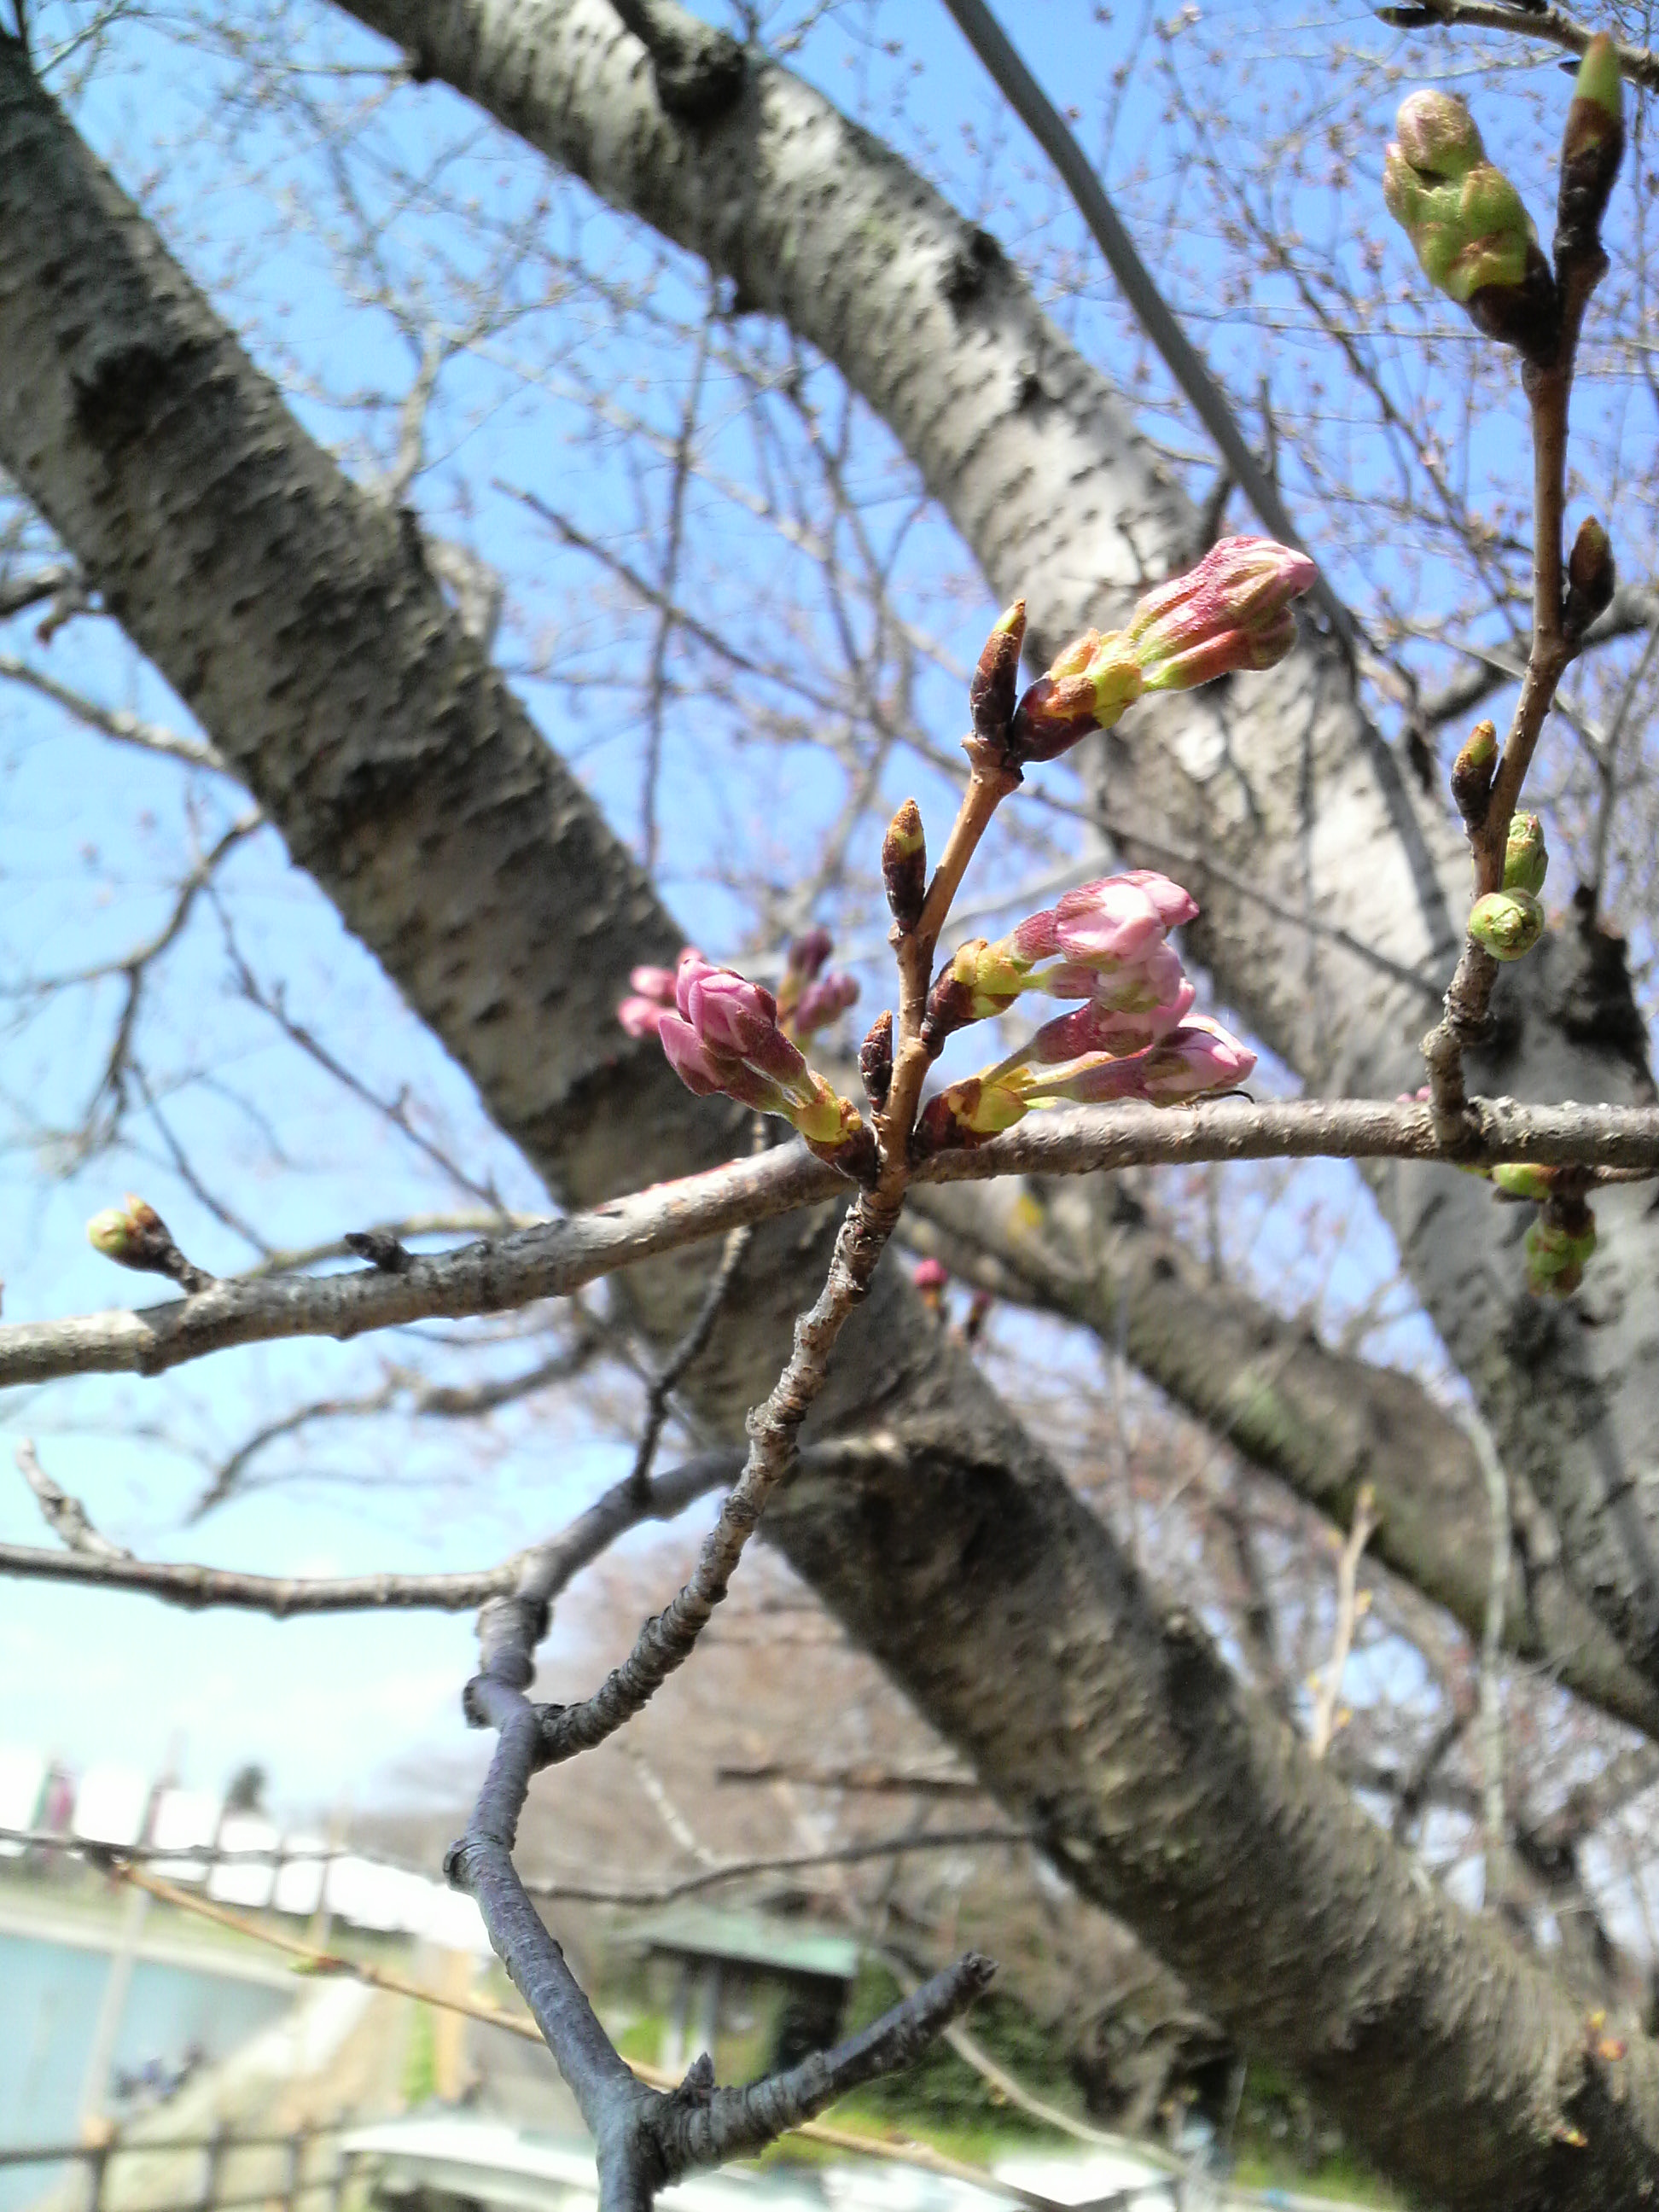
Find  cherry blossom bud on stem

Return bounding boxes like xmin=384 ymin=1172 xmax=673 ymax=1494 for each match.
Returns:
xmin=912 ymin=1256 xmax=949 ymax=1312
xmin=87 ymin=1196 xmax=207 ymax=1290
xmin=1468 ymin=889 xmax=1545 ymax=961
xmin=1503 ymin=812 xmax=1548 ymax=896
xmin=1558 ymin=34 xmax=1624 ymax=263
xmin=1565 ymin=517 xmax=1615 ymax=636
xmin=794 ymin=969 xmax=859 ymax=1039
xmin=969 ymin=600 xmax=1027 ymax=747
xmin=660 ymin=958 xmax=871 ymax=1172
xmin=1384 ymin=90 xmax=1558 ymax=361
xmin=1126 ymin=538 xmax=1316 ymax=691
xmin=1526 ymin=1197 xmax=1597 ymax=1298
xmin=860 ymin=1010 xmax=894 ymax=1112
xmin=882 ymin=799 xmax=928 ymax=934
xmin=1450 ymin=719 xmax=1498 ymax=830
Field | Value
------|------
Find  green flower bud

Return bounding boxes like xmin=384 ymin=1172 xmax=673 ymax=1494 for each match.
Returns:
xmin=1384 ymin=94 xmax=1558 ymax=359
xmin=1467 ymin=888 xmax=1545 ymax=961
xmin=1492 ymin=1161 xmax=1554 ymax=1203
xmin=1450 ymin=719 xmax=1498 ymax=827
xmin=86 ymin=1195 xmax=175 ymax=1275
xmin=1526 ymin=1205 xmax=1597 ymax=1297
xmin=1504 ymin=812 xmax=1548 ymax=896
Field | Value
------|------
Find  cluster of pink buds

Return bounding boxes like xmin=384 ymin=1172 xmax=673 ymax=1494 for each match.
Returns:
xmin=924 ymin=870 xmax=1199 ymax=1051
xmin=777 ymin=929 xmax=860 ymax=1042
xmin=914 ymin=870 xmax=1254 ymax=1154
xmin=917 ymin=1020 xmax=1254 ymax=1153
xmin=999 ymin=539 xmax=1318 ymax=766
xmin=617 ymin=957 xmax=689 ymax=1040
xmin=620 ymin=949 xmax=870 ymax=1170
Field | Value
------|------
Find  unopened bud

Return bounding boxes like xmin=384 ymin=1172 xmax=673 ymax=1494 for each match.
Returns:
xmin=860 ymin=1010 xmax=894 ymax=1110
xmin=1526 ymin=1202 xmax=1597 ymax=1297
xmin=1558 ymin=33 xmax=1624 ymax=262
xmin=969 ymin=600 xmax=1027 ymax=747
xmin=786 ymin=928 xmax=834 ymax=983
xmin=882 ymin=799 xmax=928 ymax=934
xmin=1504 ymin=812 xmax=1548 ymax=896
xmin=86 ymin=1196 xmax=189 ymax=1283
xmin=1451 ymin=719 xmax=1498 ymax=828
xmin=1126 ymin=537 xmax=1316 ymax=692
xmin=1492 ymin=1161 xmax=1554 ymax=1203
xmin=912 ymin=1256 xmax=949 ymax=1311
xmin=913 ymin=1076 xmax=1027 ymax=1155
xmin=1384 ymin=92 xmax=1558 ymax=360
xmin=794 ymin=970 xmax=859 ymax=1039
xmin=1467 ymin=888 xmax=1545 ymax=961
xmin=1565 ymin=517 xmax=1615 ymax=635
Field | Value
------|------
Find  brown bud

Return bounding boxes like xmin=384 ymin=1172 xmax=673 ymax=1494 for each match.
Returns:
xmin=1565 ymin=516 xmax=1615 ymax=636
xmin=1464 ymin=242 xmax=1560 ymax=364
xmin=969 ymin=599 xmax=1027 ymax=747
xmin=859 ymin=1010 xmax=894 ymax=1113
xmin=1557 ymin=33 xmax=1624 ymax=265
xmin=882 ymin=799 xmax=927 ymax=934
xmin=1450 ymin=719 xmax=1498 ymax=830
xmin=920 ymin=963 xmax=979 ymax=1057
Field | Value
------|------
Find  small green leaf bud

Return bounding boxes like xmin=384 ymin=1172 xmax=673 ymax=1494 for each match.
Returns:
xmin=86 ymin=1195 xmax=178 ymax=1277
xmin=1451 ymin=719 xmax=1498 ymax=829
xmin=1558 ymin=33 xmax=1624 ymax=261
xmin=1504 ymin=812 xmax=1548 ymax=896
xmin=1467 ymin=888 xmax=1545 ymax=961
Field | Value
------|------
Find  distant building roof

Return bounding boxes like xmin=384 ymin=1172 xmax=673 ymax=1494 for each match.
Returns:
xmin=623 ymin=1906 xmax=860 ymax=1982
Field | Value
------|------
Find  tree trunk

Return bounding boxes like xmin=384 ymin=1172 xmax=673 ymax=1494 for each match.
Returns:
xmin=2 ymin=33 xmax=1657 ymax=2203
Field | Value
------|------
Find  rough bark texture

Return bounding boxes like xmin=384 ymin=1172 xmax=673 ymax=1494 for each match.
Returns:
xmin=320 ymin=0 xmax=1659 ymax=1696
xmin=3 ymin=32 xmax=1659 ymax=2205
xmin=908 ymin=1175 xmax=1659 ymax=1741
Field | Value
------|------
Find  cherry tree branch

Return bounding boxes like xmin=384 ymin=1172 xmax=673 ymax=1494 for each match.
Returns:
xmin=9 ymin=1096 xmax=1659 ymax=1389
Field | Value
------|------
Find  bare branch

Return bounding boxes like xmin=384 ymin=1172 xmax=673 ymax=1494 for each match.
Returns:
xmin=1308 ymin=1487 xmax=1378 ymax=1760
xmin=0 ymin=655 xmax=230 ymax=772
xmin=518 ymin=1826 xmax=1033 ymax=1906
xmin=8 ymin=1096 xmax=1659 ymax=1391
xmin=15 ymin=1438 xmax=130 ymax=1558
xmin=1377 ymin=1 xmax=1659 ymax=95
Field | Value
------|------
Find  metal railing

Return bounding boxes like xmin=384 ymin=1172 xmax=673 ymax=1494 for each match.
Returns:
xmin=0 ymin=2122 xmax=349 ymax=2212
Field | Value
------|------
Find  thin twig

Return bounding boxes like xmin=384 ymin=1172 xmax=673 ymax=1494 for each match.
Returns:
xmin=15 ymin=1439 xmax=130 ymax=1559
xmin=1308 ymin=1487 xmax=1377 ymax=1760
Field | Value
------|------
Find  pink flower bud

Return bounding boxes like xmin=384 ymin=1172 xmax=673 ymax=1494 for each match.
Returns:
xmin=1138 ymin=1022 xmax=1256 ymax=1103
xmin=1018 ymin=979 xmax=1196 ymax=1065
xmin=786 ymin=927 xmax=835 ymax=982
xmin=628 ymin=964 xmax=680 ymax=1006
xmin=618 ymin=996 xmax=670 ymax=1039
xmin=659 ymin=1014 xmax=743 ymax=1098
xmin=677 ymin=959 xmax=808 ymax=1086
xmin=1116 ymin=870 xmax=1201 ymax=929
xmin=794 ymin=970 xmax=859 ymax=1039
xmin=1051 ymin=877 xmax=1169 ymax=965
xmin=1126 ymin=538 xmax=1316 ymax=691
xmin=912 ymin=1257 xmax=949 ymax=1295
